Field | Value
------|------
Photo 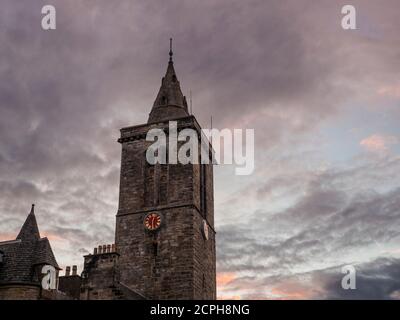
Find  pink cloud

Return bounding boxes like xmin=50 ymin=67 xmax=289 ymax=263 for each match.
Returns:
xmin=360 ymin=134 xmax=398 ymax=153
xmin=268 ymin=281 xmax=316 ymax=300
xmin=0 ymin=233 xmax=16 ymax=242
xmin=217 ymin=272 xmax=236 ymax=286
xmin=216 ymin=272 xmax=242 ymax=300
xmin=378 ymin=85 xmax=400 ymax=98
xmin=216 ymin=272 xmax=319 ymax=300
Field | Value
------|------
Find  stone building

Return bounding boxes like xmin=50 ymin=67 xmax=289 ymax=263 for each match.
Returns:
xmin=0 ymin=205 xmax=64 ymax=300
xmin=1 ymin=43 xmax=216 ymax=300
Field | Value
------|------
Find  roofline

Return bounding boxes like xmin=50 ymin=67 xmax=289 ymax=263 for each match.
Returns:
xmin=120 ymin=114 xmax=197 ymax=132
xmin=32 ymin=262 xmax=62 ymax=270
xmin=0 ymin=281 xmax=41 ymax=288
xmin=0 ymin=239 xmax=22 ymax=246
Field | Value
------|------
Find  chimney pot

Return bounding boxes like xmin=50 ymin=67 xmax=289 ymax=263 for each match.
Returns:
xmin=111 ymin=244 xmax=116 ymax=252
xmin=94 ymin=247 xmax=98 ymax=254
xmin=103 ymin=245 xmax=107 ymax=253
xmin=65 ymin=266 xmax=71 ymax=276
xmin=107 ymin=244 xmax=111 ymax=253
xmin=98 ymin=245 xmax=102 ymax=254
xmin=72 ymin=265 xmax=77 ymax=276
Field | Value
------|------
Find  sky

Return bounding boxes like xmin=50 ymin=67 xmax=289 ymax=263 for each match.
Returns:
xmin=1 ymin=0 xmax=400 ymax=299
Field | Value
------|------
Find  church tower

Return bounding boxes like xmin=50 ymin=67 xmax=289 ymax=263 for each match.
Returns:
xmin=115 ymin=41 xmax=216 ymax=300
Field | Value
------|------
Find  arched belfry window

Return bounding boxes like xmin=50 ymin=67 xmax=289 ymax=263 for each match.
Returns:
xmin=144 ymin=147 xmax=168 ymax=207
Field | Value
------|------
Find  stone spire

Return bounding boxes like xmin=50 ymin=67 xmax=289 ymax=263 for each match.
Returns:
xmin=16 ymin=204 xmax=40 ymax=242
xmin=148 ymin=38 xmax=189 ymax=123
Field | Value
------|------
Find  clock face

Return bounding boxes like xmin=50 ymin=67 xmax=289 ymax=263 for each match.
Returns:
xmin=144 ymin=213 xmax=162 ymax=231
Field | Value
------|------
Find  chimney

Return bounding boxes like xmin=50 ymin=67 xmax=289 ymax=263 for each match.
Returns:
xmin=103 ymin=245 xmax=107 ymax=253
xmin=94 ymin=247 xmax=98 ymax=255
xmin=72 ymin=265 xmax=77 ymax=276
xmin=98 ymin=245 xmax=102 ymax=254
xmin=111 ymin=244 xmax=116 ymax=252
xmin=107 ymin=244 xmax=111 ymax=253
xmin=65 ymin=266 xmax=71 ymax=276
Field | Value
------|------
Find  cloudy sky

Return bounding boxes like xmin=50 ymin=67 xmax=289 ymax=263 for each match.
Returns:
xmin=1 ymin=0 xmax=400 ymax=299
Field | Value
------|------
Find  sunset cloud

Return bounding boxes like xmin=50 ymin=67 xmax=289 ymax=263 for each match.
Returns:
xmin=360 ymin=134 xmax=398 ymax=153
xmin=217 ymin=272 xmax=237 ymax=287
xmin=378 ymin=85 xmax=400 ymax=98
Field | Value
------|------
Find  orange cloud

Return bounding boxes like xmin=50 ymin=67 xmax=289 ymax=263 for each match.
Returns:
xmin=378 ymin=85 xmax=400 ymax=98
xmin=267 ymin=278 xmax=320 ymax=300
xmin=217 ymin=272 xmax=236 ymax=287
xmin=269 ymin=287 xmax=309 ymax=300
xmin=40 ymin=232 xmax=67 ymax=243
xmin=360 ymin=134 xmax=398 ymax=153
xmin=217 ymin=295 xmax=241 ymax=300
xmin=0 ymin=233 xmax=16 ymax=242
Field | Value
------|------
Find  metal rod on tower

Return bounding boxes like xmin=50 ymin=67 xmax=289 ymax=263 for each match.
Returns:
xmin=190 ymin=90 xmax=193 ymax=114
xmin=210 ymin=116 xmax=213 ymax=146
xmin=169 ymin=38 xmax=173 ymax=62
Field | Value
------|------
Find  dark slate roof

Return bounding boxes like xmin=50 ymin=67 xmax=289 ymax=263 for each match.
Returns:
xmin=0 ymin=239 xmax=35 ymax=282
xmin=0 ymin=205 xmax=60 ymax=284
xmin=34 ymin=237 xmax=59 ymax=268
xmin=148 ymin=41 xmax=189 ymax=123
xmin=16 ymin=205 xmax=40 ymax=241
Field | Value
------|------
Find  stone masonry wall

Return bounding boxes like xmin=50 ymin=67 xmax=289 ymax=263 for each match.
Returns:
xmin=0 ymin=285 xmax=40 ymax=300
xmin=80 ymin=251 xmax=119 ymax=300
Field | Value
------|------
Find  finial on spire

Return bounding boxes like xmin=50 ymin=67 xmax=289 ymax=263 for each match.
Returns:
xmin=30 ymin=204 xmax=35 ymax=214
xmin=169 ymin=38 xmax=173 ymax=62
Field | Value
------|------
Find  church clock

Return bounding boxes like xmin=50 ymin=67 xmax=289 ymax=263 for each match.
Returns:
xmin=144 ymin=213 xmax=162 ymax=231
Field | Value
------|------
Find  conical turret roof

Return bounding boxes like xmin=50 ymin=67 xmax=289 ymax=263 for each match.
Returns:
xmin=16 ymin=204 xmax=40 ymax=242
xmin=148 ymin=39 xmax=189 ymax=123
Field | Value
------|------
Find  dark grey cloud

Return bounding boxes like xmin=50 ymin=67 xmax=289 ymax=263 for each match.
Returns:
xmin=324 ymin=258 xmax=400 ymax=299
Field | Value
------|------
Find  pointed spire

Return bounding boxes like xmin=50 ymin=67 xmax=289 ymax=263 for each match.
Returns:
xmin=16 ymin=204 xmax=40 ymax=241
xmin=148 ymin=39 xmax=189 ymax=123
xmin=169 ymin=38 xmax=173 ymax=63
